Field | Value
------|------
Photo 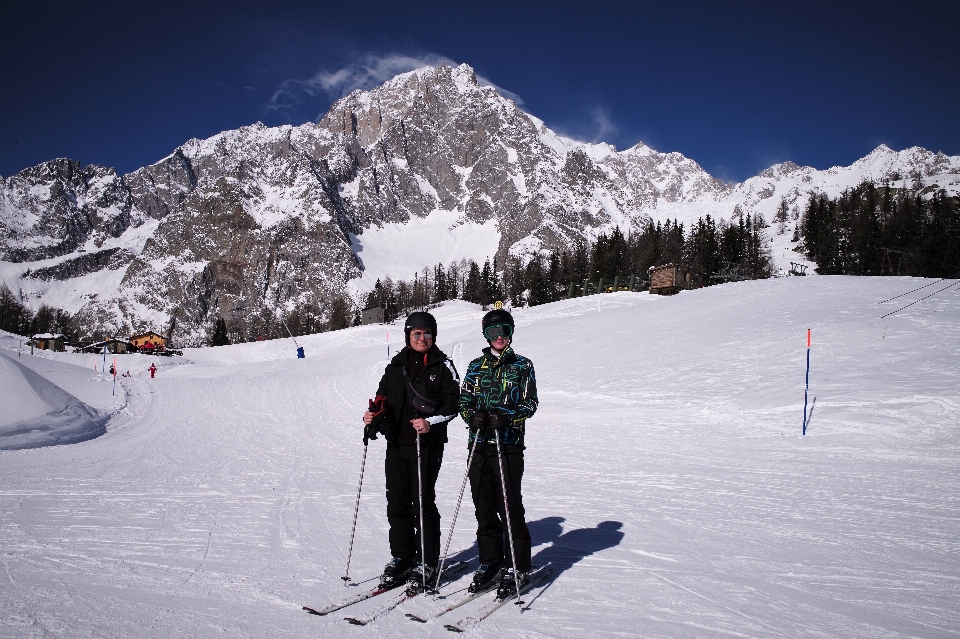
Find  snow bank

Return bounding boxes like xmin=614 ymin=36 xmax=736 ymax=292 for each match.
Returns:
xmin=0 ymin=351 xmax=108 ymax=449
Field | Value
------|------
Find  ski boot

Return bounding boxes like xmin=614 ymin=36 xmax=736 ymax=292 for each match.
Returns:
xmin=379 ymin=556 xmax=413 ymax=589
xmin=496 ymin=567 xmax=530 ymax=599
xmin=406 ymin=562 xmax=438 ymax=594
xmin=468 ymin=561 xmax=503 ymax=594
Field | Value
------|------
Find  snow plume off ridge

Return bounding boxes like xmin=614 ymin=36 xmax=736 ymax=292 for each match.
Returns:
xmin=2 ymin=62 xmax=960 ymax=344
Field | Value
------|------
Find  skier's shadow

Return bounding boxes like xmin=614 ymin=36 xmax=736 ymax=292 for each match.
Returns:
xmin=435 ymin=517 xmax=569 ymax=594
xmin=526 ymin=517 xmax=625 ymax=606
xmin=438 ymin=516 xmax=624 ymax=603
xmin=443 ymin=516 xmax=567 ymax=569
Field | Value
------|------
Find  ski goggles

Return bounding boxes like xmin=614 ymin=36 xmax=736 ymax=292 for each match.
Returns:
xmin=410 ymin=331 xmax=433 ymax=341
xmin=483 ymin=323 xmax=513 ymax=341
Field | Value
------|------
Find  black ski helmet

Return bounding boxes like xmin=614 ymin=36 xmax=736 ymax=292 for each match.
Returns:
xmin=481 ymin=309 xmax=514 ymax=339
xmin=404 ymin=311 xmax=437 ymax=346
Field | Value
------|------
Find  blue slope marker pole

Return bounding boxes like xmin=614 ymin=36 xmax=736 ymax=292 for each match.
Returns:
xmin=802 ymin=329 xmax=811 ymax=435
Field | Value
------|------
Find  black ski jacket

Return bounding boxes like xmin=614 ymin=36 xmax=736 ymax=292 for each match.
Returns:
xmin=373 ymin=344 xmax=460 ymax=446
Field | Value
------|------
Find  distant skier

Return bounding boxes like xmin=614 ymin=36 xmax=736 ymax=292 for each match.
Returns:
xmin=362 ymin=311 xmax=460 ymax=589
xmin=148 ymin=363 xmax=157 ymax=378
xmin=459 ymin=308 xmax=538 ymax=598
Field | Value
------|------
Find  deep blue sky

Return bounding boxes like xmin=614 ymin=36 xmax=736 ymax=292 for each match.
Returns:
xmin=2 ymin=1 xmax=958 ymax=182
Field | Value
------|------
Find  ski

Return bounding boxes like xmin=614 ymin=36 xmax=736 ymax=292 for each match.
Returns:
xmin=405 ymin=580 xmax=498 ymax=623
xmin=344 ymin=560 xmax=469 ymax=626
xmin=303 ymin=580 xmax=401 ymax=616
xmin=444 ymin=566 xmax=552 ymax=633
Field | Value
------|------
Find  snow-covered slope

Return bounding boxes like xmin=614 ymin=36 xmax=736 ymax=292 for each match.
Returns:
xmin=2 ymin=63 xmax=959 ymax=344
xmin=1 ymin=277 xmax=958 ymax=637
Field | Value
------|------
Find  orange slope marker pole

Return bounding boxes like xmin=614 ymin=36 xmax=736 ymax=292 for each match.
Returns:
xmin=802 ymin=329 xmax=811 ymax=435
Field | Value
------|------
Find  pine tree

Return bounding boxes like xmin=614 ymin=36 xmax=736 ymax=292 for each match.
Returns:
xmin=774 ymin=198 xmax=789 ymax=235
xmin=525 ymin=254 xmax=547 ymax=306
xmin=329 ymin=297 xmax=353 ymax=331
xmin=479 ymin=259 xmax=494 ymax=306
xmin=572 ymin=240 xmax=590 ymax=282
xmin=505 ymin=256 xmax=526 ymax=306
xmin=211 ymin=317 xmax=230 ymax=346
xmin=434 ymin=263 xmax=447 ymax=302
xmin=463 ymin=260 xmax=481 ymax=303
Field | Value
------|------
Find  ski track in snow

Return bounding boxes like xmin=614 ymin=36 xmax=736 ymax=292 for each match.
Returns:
xmin=2 ymin=277 xmax=959 ymax=637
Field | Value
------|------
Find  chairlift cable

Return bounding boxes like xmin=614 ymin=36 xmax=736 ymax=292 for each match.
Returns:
xmin=880 ymin=280 xmax=960 ymax=319
xmin=877 ymin=271 xmax=960 ymax=304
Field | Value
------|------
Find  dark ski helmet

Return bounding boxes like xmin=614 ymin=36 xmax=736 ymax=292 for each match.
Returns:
xmin=404 ymin=311 xmax=437 ymax=346
xmin=481 ymin=309 xmax=514 ymax=341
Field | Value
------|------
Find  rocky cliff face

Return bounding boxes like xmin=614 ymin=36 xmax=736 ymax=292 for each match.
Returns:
xmin=0 ymin=159 xmax=143 ymax=263
xmin=2 ymin=63 xmax=959 ymax=345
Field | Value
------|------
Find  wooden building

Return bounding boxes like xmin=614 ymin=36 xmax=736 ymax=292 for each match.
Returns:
xmin=361 ymin=307 xmax=384 ymax=325
xmin=130 ymin=331 xmax=167 ymax=351
xmin=29 ymin=333 xmax=66 ymax=352
xmin=82 ymin=338 xmax=137 ymax=354
xmin=648 ymin=264 xmax=691 ymax=295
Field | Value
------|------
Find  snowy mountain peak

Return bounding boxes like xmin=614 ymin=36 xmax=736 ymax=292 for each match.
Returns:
xmin=3 ymin=63 xmax=960 ymax=346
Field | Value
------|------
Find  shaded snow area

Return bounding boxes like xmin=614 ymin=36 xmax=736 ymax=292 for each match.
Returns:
xmin=347 ymin=209 xmax=501 ymax=297
xmin=0 ymin=351 xmax=110 ymax=449
xmin=2 ymin=278 xmax=959 ymax=637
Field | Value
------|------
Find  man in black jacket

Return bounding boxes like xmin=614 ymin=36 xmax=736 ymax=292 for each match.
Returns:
xmin=363 ymin=311 xmax=460 ymax=589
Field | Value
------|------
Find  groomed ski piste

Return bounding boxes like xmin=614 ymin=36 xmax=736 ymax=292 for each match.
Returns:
xmin=1 ymin=276 xmax=958 ymax=638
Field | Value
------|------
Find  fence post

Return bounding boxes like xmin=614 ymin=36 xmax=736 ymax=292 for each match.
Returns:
xmin=629 ymin=274 xmax=636 ymax=292
xmin=567 ymin=282 xmax=574 ymax=299
xmin=598 ymin=277 xmax=605 ymax=293
xmin=613 ymin=276 xmax=620 ymax=292
xmin=582 ymin=279 xmax=590 ymax=296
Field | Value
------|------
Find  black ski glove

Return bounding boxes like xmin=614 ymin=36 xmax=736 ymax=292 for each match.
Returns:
xmin=486 ymin=410 xmax=509 ymax=432
xmin=469 ymin=410 xmax=489 ymax=432
xmin=365 ymin=396 xmax=389 ymax=443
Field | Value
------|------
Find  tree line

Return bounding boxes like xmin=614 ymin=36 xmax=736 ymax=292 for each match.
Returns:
xmin=0 ymin=284 xmax=79 ymax=342
xmin=214 ymin=296 xmax=358 ymax=346
xmin=359 ymin=209 xmax=774 ymax=317
xmin=797 ymin=180 xmax=960 ymax=277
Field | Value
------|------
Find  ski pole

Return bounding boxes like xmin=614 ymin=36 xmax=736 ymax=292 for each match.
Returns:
xmin=416 ymin=430 xmax=427 ymax=590
xmin=342 ymin=432 xmax=370 ymax=584
xmin=493 ymin=429 xmax=523 ymax=610
xmin=434 ymin=427 xmax=482 ymax=592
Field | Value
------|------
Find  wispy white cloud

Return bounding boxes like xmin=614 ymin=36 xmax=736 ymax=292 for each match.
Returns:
xmin=266 ymin=52 xmax=523 ymax=119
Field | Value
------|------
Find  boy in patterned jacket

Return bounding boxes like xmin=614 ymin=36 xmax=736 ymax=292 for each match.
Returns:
xmin=458 ymin=308 xmax=538 ymax=597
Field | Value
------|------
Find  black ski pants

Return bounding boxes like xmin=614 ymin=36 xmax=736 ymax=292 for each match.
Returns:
xmin=385 ymin=441 xmax=444 ymax=566
xmin=469 ymin=445 xmax=531 ymax=572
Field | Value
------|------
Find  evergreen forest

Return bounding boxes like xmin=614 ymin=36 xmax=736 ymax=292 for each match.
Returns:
xmin=797 ymin=181 xmax=960 ymax=277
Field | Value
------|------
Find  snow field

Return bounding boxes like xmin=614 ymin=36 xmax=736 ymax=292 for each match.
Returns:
xmin=1 ymin=278 xmax=958 ymax=637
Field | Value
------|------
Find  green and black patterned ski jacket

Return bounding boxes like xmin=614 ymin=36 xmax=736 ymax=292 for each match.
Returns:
xmin=458 ymin=346 xmax=538 ymax=447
